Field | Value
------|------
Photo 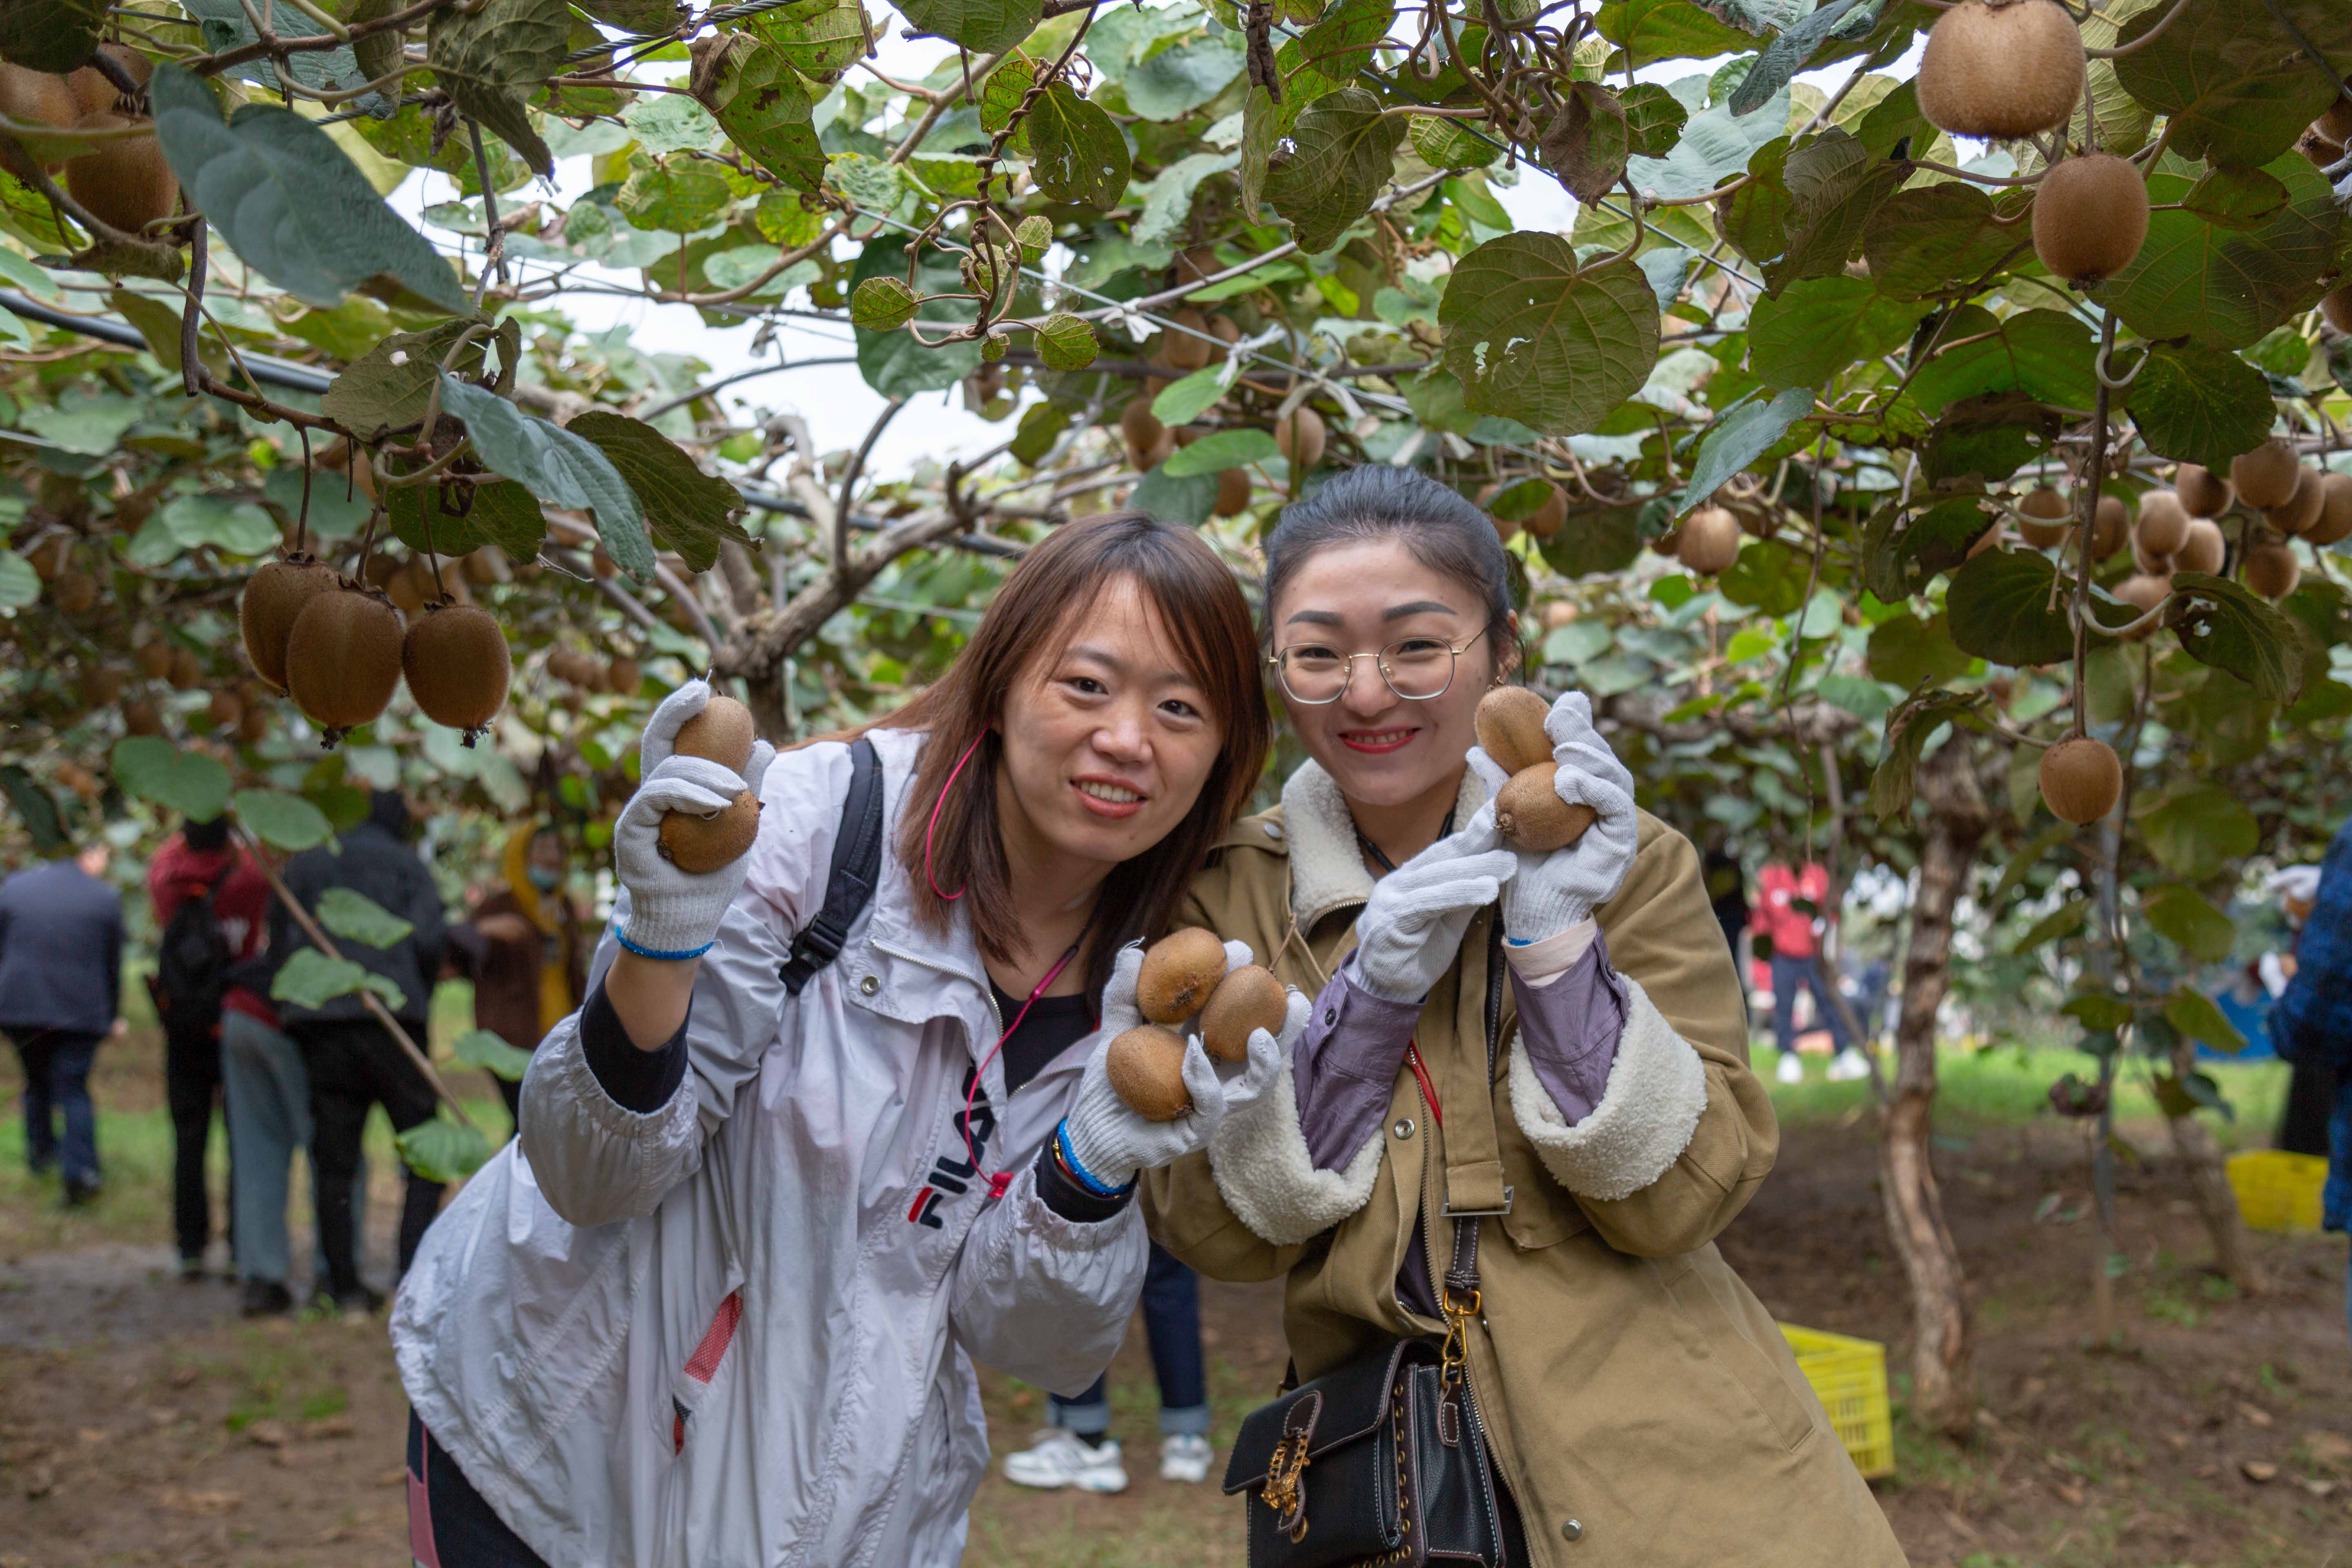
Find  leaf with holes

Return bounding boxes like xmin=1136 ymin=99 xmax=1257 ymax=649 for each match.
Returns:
xmin=1027 ymin=82 xmax=1131 ymax=209
xmin=317 ymin=887 xmax=415 ymax=949
xmin=1619 ymin=82 xmax=1688 ymax=157
xmin=110 ymin=737 xmax=229 ymax=822
xmin=439 ymin=376 xmax=650 ymax=579
xmin=2125 ymin=341 xmax=2275 ymax=472
xmin=2169 ymin=571 xmax=2304 ymax=704
xmin=570 ymin=412 xmax=751 ymax=572
xmin=231 ymin=789 xmax=333 ymax=853
xmin=1263 ymin=88 xmax=1404 ymax=256
xmin=697 ymin=35 xmax=825 ymax=193
xmin=744 ymin=0 xmax=870 ymax=82
xmin=1439 ymin=235 xmax=1659 ymax=438
xmin=2092 ymin=156 xmax=2348 ymax=351
xmin=425 ymin=0 xmax=570 ymax=176
xmin=1034 ymin=313 xmax=1099 ymax=372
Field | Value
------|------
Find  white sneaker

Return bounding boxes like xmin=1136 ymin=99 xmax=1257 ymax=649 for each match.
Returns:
xmin=1825 ymin=1046 xmax=1872 ymax=1083
xmin=1159 ymin=1432 xmax=1213 ymax=1483
xmin=1775 ymin=1051 xmax=1804 ymax=1084
xmin=1002 ymin=1429 xmax=1128 ymax=1493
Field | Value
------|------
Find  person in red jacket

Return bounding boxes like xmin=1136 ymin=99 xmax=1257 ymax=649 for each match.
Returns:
xmin=1756 ymin=858 xmax=1853 ymax=1082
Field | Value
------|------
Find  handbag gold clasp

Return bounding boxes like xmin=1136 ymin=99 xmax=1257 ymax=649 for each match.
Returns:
xmin=1261 ymin=1430 xmax=1312 ymax=1543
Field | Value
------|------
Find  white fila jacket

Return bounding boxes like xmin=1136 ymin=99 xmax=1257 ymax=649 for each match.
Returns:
xmin=390 ymin=727 xmax=1145 ymax=1567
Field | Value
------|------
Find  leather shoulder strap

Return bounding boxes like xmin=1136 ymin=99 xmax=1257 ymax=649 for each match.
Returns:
xmin=777 ymin=737 xmax=885 ymax=995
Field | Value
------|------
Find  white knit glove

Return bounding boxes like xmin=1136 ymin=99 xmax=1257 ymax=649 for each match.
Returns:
xmin=612 ymin=679 xmax=776 ymax=959
xmin=1466 ymin=690 xmax=1638 ymax=942
xmin=1348 ymin=825 xmax=1518 ymax=1002
xmin=1061 ymin=940 xmax=1305 ymax=1190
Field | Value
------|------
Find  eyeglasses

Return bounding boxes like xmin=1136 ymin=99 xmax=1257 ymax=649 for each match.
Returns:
xmin=1270 ymin=626 xmax=1490 ymax=706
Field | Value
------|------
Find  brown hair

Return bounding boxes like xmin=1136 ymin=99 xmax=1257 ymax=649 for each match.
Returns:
xmin=874 ymin=513 xmax=1268 ymax=999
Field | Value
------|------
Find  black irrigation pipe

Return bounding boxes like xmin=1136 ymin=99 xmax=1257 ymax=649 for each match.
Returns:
xmin=0 ymin=288 xmax=336 ymax=395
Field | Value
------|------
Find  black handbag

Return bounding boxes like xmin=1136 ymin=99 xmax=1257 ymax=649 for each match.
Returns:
xmin=1220 ymin=928 xmax=1511 ymax=1567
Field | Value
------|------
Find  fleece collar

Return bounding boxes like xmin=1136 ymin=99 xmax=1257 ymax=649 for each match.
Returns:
xmin=1280 ymin=759 xmax=1491 ymax=933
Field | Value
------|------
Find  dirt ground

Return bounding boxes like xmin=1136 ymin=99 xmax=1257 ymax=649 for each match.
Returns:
xmin=2 ymin=1031 xmax=2347 ymax=1567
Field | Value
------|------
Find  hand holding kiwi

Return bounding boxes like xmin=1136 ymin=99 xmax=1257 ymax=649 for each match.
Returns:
xmin=1473 ymin=686 xmax=1597 ymax=853
xmin=655 ymin=691 xmax=765 ymax=874
xmin=610 ymin=682 xmax=779 ymax=962
xmin=1105 ymin=929 xmax=1292 ymax=1120
xmin=1466 ymin=687 xmax=1643 ymax=944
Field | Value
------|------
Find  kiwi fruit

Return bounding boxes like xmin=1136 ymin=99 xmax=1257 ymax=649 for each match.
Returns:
xmin=1475 ymin=685 xmax=1553 ymax=774
xmin=167 ymin=645 xmax=203 ymax=691
xmin=657 ymin=789 xmax=762 ymax=873
xmin=2308 ymin=472 xmax=2352 ymax=548
xmin=239 ymin=555 xmax=339 ymax=692
xmin=2089 ymin=494 xmax=2128 ymax=560
xmin=1105 ymin=1024 xmax=1192 ymax=1121
xmin=1274 ymin=407 xmax=1325 ymax=471
xmin=1524 ymin=483 xmax=1566 ymax=540
xmin=1648 ymin=527 xmax=1683 ymax=557
xmin=284 ymin=586 xmax=405 ymax=745
xmin=135 ymin=637 xmax=173 ymax=679
xmin=403 ymin=603 xmax=511 ymax=742
xmin=2231 ymin=440 xmax=2301 ymax=511
xmin=120 ymin=695 xmax=162 ymax=737
xmin=1539 ymin=601 xmax=1577 ymax=630
xmin=674 ymin=693 xmax=756 ymax=772
xmin=1490 ymin=510 xmax=1522 ymax=544
xmin=2129 ymin=530 xmax=2170 ymax=576
xmin=2112 ymin=573 xmax=2170 ymax=620
xmin=2243 ymin=539 xmax=2299 ymax=599
xmin=2175 ymin=464 xmax=2232 ymax=518
xmin=1676 ymin=506 xmax=1742 ymax=575
xmin=1212 ymin=468 xmax=1253 ymax=518
xmin=2174 ymin=517 xmax=2227 ymax=576
xmin=1915 ymin=0 xmax=2085 ymax=140
xmin=1199 ymin=964 xmax=1286 ymax=1063
xmin=2133 ymin=490 xmax=2190 ymax=557
xmin=2016 ymin=486 xmax=2072 ymax=549
xmin=1160 ymin=308 xmax=1213 ymax=372
xmin=24 ymin=534 xmax=70 ymax=579
xmin=2038 ymin=736 xmax=2120 ymax=824
xmin=2031 ymin=154 xmax=2149 ymax=287
xmin=2323 ymin=97 xmax=2352 ymax=145
xmin=1204 ymin=312 xmax=1242 ymax=364
xmin=384 ymin=559 xmax=428 ymax=616
xmin=1128 ymin=425 xmax=1176 ymax=473
xmin=66 ymin=45 xmax=151 ymax=116
xmin=64 ymin=114 xmax=178 ymax=235
xmin=2265 ymin=467 xmax=2325 ymax=536
xmin=1120 ymin=396 xmax=1164 ymax=454
xmin=0 ymin=65 xmax=80 ymax=150
xmin=606 ymin=656 xmax=641 ymax=695
xmin=236 ymin=702 xmax=272 ymax=744
xmin=1175 ymin=246 xmax=1222 ymax=286
xmin=1138 ymin=926 xmax=1228 ymax=1025
xmin=76 ymin=665 xmax=126 ymax=706
xmin=1494 ymin=763 xmax=1598 ymax=853
xmin=49 ymin=568 xmax=97 ymax=613
xmin=2323 ymin=287 xmax=2352 ymax=336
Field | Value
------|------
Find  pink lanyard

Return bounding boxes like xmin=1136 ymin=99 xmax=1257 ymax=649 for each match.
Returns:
xmin=965 ymin=940 xmax=1089 ymax=1200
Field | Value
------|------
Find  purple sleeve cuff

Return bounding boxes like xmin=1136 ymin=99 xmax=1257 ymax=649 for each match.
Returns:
xmin=1508 ymin=933 xmax=1628 ymax=1125
xmin=1294 ymin=964 xmax=1423 ymax=1171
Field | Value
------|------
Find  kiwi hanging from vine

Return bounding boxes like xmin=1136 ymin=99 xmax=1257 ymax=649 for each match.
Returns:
xmin=284 ymin=585 xmax=405 ymax=747
xmin=402 ymin=602 xmax=511 ymax=745
xmin=2030 ymin=154 xmax=2149 ymax=287
xmin=1915 ymin=0 xmax=2085 ymax=140
xmin=240 ymin=555 xmax=340 ymax=693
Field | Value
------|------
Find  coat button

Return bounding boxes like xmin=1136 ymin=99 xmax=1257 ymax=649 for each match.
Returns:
xmin=1323 ymin=1007 xmax=1337 ymax=1026
xmin=859 ymin=975 xmax=879 ymax=996
xmin=1263 ymin=822 xmax=1284 ymax=840
xmin=1392 ymin=1118 xmax=1415 ymax=1140
xmin=1561 ymin=1519 xmax=1584 ymax=1543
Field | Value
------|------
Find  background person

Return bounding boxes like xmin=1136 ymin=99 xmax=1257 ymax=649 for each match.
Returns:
xmin=0 ymin=838 xmax=123 ymax=1208
xmin=446 ymin=824 xmax=586 ymax=1129
xmin=2266 ymin=826 xmax=2352 ymax=1351
xmin=1757 ymin=855 xmax=1852 ymax=1082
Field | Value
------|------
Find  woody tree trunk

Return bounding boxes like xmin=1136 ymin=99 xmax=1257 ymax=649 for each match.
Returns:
xmin=1879 ymin=736 xmax=1988 ymax=1439
xmin=2161 ymin=1038 xmax=2263 ymax=1292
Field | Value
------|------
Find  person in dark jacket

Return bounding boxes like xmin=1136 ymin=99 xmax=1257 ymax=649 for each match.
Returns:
xmin=446 ymin=825 xmax=586 ymax=1129
xmin=0 ymin=840 xmax=125 ymax=1205
xmin=2267 ymin=819 xmax=2352 ymax=1352
xmin=268 ymin=790 xmax=448 ymax=1312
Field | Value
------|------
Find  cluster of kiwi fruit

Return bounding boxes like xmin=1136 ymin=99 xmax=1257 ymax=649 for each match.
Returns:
xmin=239 ymin=552 xmax=511 ymax=747
xmin=646 ymin=692 xmax=765 ymax=873
xmin=1104 ymin=928 xmax=1289 ymax=1120
xmin=1474 ymin=686 xmax=1599 ymax=852
xmin=547 ymin=647 xmax=641 ymax=696
xmin=2220 ymin=440 xmax=2352 ymax=601
xmin=0 ymin=48 xmax=177 ymax=236
xmin=22 ymin=531 xmax=102 ymax=615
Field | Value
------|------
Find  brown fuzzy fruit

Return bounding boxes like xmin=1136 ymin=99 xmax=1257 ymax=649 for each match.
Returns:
xmin=605 ymin=657 xmax=641 ymax=695
xmin=1494 ymin=763 xmax=1598 ymax=852
xmin=1199 ymin=964 xmax=1286 ymax=1063
xmin=239 ymin=556 xmax=339 ymax=692
xmin=284 ymin=588 xmax=405 ymax=743
xmin=167 ymin=646 xmax=203 ymax=691
xmin=1540 ymin=600 xmax=1577 ymax=630
xmin=2309 ymin=472 xmax=2352 ymax=548
xmin=64 ymin=114 xmax=178 ymax=235
xmin=1491 ymin=510 xmax=1521 ymax=544
xmin=207 ymin=688 xmax=243 ymax=727
xmin=0 ymin=65 xmax=78 ymax=147
xmin=1274 ymin=407 xmax=1325 ymax=471
xmin=1204 ymin=313 xmax=1242 ymax=364
xmin=1524 ymin=483 xmax=1566 ymax=540
xmin=1175 ymin=246 xmax=1222 ymax=286
xmin=657 ymin=789 xmax=762 ymax=872
xmin=66 ymin=45 xmax=151 ymax=116
xmin=2324 ymin=98 xmax=2352 ymax=145
xmin=403 ymin=603 xmax=511 ymax=740
xmin=2265 ymin=467 xmax=2325 ymax=536
xmin=2231 ymin=440 xmax=2301 ymax=510
xmin=2324 ymin=287 xmax=2352 ymax=336
xmin=384 ymin=559 xmax=429 ymax=616
xmin=2130 ymin=531 xmax=2170 ymax=576
xmin=236 ymin=703 xmax=272 ymax=743
xmin=2031 ymin=154 xmax=2149 ymax=287
xmin=1120 ymin=396 xmax=1164 ymax=453
xmin=2175 ymin=464 xmax=2232 ymax=518
xmin=2112 ymin=572 xmax=2171 ymax=617
xmin=1212 ymin=468 xmax=1253 ymax=518
xmin=1105 ymin=1025 xmax=1192 ymax=1121
xmin=1128 ymin=426 xmax=1176 ymax=472
xmin=120 ymin=695 xmax=162 ymax=736
xmin=1475 ymin=686 xmax=1554 ymax=775
xmin=673 ymin=693 xmax=756 ymax=773
xmin=1160 ymin=309 xmax=1212 ymax=372
xmin=1916 ymin=0 xmax=2085 ymax=140
xmin=135 ymin=638 xmax=173 ymax=679
xmin=2175 ymin=517 xmax=2227 ymax=576
xmin=76 ymin=666 xmax=126 ymax=706
xmin=2038 ymin=736 xmax=2120 ymax=824
xmin=1677 ymin=506 xmax=1742 ymax=575
xmin=2243 ymin=539 xmax=2299 ymax=599
xmin=1138 ymin=926 xmax=1229 ymax=1025
xmin=2133 ymin=490 xmax=2191 ymax=557
xmin=2090 ymin=494 xmax=2128 ymax=560
xmin=2016 ymin=486 xmax=2072 ymax=549
xmin=49 ymin=568 xmax=97 ymax=613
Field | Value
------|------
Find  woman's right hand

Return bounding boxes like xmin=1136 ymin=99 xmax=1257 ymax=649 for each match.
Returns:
xmin=1349 ymin=824 xmax=1517 ymax=1002
xmin=612 ymin=679 xmax=775 ymax=961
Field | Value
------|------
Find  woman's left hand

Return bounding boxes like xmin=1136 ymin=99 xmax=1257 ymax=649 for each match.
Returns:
xmin=1060 ymin=941 xmax=1307 ymax=1189
xmin=1467 ymin=690 xmax=1640 ymax=942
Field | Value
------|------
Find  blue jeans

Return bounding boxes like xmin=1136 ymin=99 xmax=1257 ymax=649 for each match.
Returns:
xmin=1052 ymin=1243 xmax=1210 ymax=1438
xmin=220 ymin=1009 xmax=365 ymax=1287
xmin=1771 ymin=954 xmax=1851 ymax=1054
xmin=13 ymin=1029 xmax=100 ymax=1187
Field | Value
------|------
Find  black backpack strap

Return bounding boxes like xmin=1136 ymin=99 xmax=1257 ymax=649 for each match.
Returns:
xmin=777 ymin=737 xmax=886 ymax=996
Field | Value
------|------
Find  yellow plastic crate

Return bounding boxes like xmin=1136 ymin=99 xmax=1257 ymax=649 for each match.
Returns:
xmin=1779 ymin=1323 xmax=1895 ymax=1479
xmin=2226 ymin=1150 xmax=2329 ymax=1233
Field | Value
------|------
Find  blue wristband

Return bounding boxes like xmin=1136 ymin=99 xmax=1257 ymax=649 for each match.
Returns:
xmin=614 ymin=928 xmax=715 ymax=962
xmin=1056 ymin=1120 xmax=1135 ymax=1198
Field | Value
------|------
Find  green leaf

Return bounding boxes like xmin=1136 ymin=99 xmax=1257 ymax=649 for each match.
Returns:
xmin=2091 ymin=154 xmax=2348 ymax=350
xmin=1152 ymin=365 xmax=1229 ymax=425
xmin=1033 ymin=312 xmax=1099 ymax=372
xmin=157 ymin=493 xmax=279 ymax=557
xmin=2136 ymin=782 xmax=2258 ymax=880
xmin=1263 ymin=88 xmax=1404 ymax=256
xmin=1869 ymin=687 xmax=1982 ymax=820
xmin=1136 ymin=151 xmax=1240 ymax=247
xmin=180 ymin=0 xmax=392 ymax=114
xmin=742 ymin=0 xmax=870 ymax=82
xmin=1439 ymin=237 xmax=1660 ymax=438
xmin=1728 ymin=0 xmax=1863 ymax=116
xmin=2140 ymin=884 xmax=2236 ymax=962
xmin=1539 ymin=81 xmax=1630 ymax=205
xmin=2124 ymin=341 xmax=2275 ymax=472
xmin=1746 ymin=275 xmax=1921 ymax=391
xmin=2011 ymin=898 xmax=2089 ymax=957
xmin=1008 ymin=401 xmax=1069 ymax=466
xmin=0 ymin=0 xmax=106 ymax=73
xmin=452 ymin=1028 xmax=536 ymax=1082
xmin=896 ymin=0 xmax=1039 ymax=53
xmin=1715 ymin=536 xmax=1813 ymax=615
xmin=1597 ymin=0 xmax=1786 ymax=69
xmin=1618 ymin=81 xmax=1689 ymax=157
xmin=1627 ymin=74 xmax=1787 ymax=200
xmin=1410 ymin=113 xmax=1500 ymax=169
xmin=1945 ymin=548 xmax=2076 ymax=667
xmin=1864 ymin=609 xmax=1970 ymax=687
xmin=1294 ymin=0 xmax=1394 ymax=81
xmin=2169 ymin=570 xmax=2304 ymax=704
xmin=2111 ymin=0 xmax=2343 ymax=169
xmin=149 ymin=65 xmax=472 ymax=317
xmin=1027 ymin=82 xmax=1131 ymax=210
xmin=1238 ymin=83 xmax=1278 ymax=222
xmin=617 ymin=161 xmax=733 ymax=232
xmin=1909 ymin=306 xmax=2096 ymax=417
xmin=109 ymin=737 xmax=230 ymax=822
xmin=453 ymin=481 xmax=549 ymax=564
xmin=271 ymin=948 xmax=405 ymax=1012
xmin=2062 ymin=991 xmax=2136 ymax=1032
xmin=1131 ymin=460 xmax=1221 ymax=527
xmin=394 ymin=1113 xmax=492 ymax=1183
xmin=851 ymin=275 xmax=919 ymax=331
xmin=1538 ymin=502 xmax=1644 ymax=579
xmin=1673 ymin=386 xmax=1815 ymax=512
xmin=231 ymin=788 xmax=332 ymax=852
xmin=2181 ymin=163 xmax=2291 ymax=231
xmin=1861 ymin=183 xmax=2025 ymax=300
xmin=697 ymin=36 xmax=825 ymax=193
xmin=1163 ymin=429 xmax=1279 ymax=477
xmin=1125 ymin=35 xmax=1247 ymax=121
xmin=318 ymin=322 xmax=491 ymax=439
xmin=425 ymin=0 xmax=570 ymax=175
xmin=0 ymin=552 xmax=39 ymax=612
xmin=1859 ymin=495 xmax=1996 ymax=602
xmin=316 ymin=886 xmax=415 ymax=949
xmin=1920 ymin=392 xmax=2060 ymax=487
xmin=1989 ymin=819 xmax=2076 ymax=911
xmin=569 ymin=412 xmax=751 ymax=573
xmin=2163 ymin=987 xmax=2248 ymax=1056
xmin=1764 ymin=128 xmax=1907 ymax=292
xmin=851 ymin=237 xmax=980 ymax=398
xmin=438 ymin=376 xmax=651 ymax=579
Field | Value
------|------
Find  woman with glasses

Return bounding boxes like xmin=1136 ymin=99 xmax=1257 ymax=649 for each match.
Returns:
xmin=1145 ymin=466 xmax=1902 ymax=1566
